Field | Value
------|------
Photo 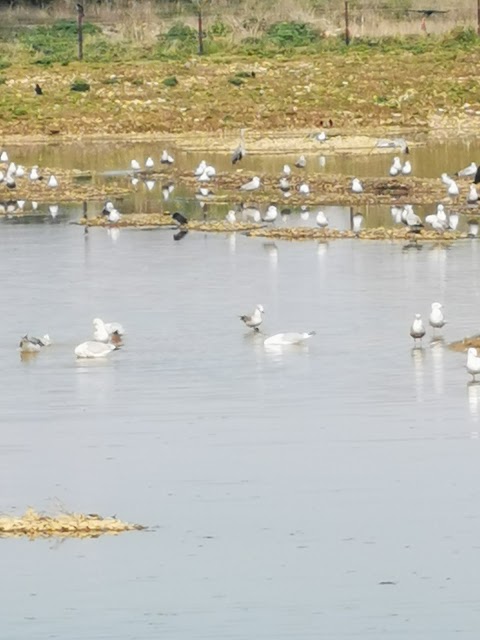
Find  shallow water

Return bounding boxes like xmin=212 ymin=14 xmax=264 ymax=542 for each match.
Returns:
xmin=4 ymin=135 xmax=480 ymax=230
xmin=2 ymin=222 xmax=480 ymax=638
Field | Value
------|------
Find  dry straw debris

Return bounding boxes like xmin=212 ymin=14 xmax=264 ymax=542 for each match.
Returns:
xmin=0 ymin=508 xmax=145 ymax=539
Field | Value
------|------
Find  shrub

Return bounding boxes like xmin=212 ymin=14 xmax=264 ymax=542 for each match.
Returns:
xmin=163 ymin=75 xmax=178 ymax=86
xmin=266 ymin=21 xmax=320 ymax=47
xmin=71 ymin=79 xmax=90 ymax=92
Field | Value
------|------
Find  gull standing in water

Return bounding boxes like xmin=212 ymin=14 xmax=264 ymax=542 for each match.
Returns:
xmin=467 ymin=348 xmax=480 ymax=381
xmin=402 ymin=160 xmax=412 ymax=175
xmin=410 ymin=314 xmax=426 ymax=345
xmin=226 ymin=210 xmax=236 ymax=224
xmin=264 ymin=331 xmax=316 ymax=346
xmin=231 ymin=128 xmax=246 ymax=165
xmin=240 ymin=176 xmax=261 ymax=191
xmin=75 ymin=341 xmax=117 ymax=359
xmin=108 ymin=209 xmax=121 ymax=224
xmin=429 ymin=302 xmax=446 ymax=334
xmin=240 ymin=304 xmax=264 ymax=331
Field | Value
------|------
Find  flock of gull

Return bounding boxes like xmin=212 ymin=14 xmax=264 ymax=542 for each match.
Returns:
xmin=409 ymin=303 xmax=480 ymax=382
xmin=4 ymin=136 xmax=480 ymax=377
xmin=20 ymin=318 xmax=125 ymax=359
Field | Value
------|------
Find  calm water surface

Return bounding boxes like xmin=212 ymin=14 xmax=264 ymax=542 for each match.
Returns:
xmin=2 ymin=222 xmax=480 ymax=638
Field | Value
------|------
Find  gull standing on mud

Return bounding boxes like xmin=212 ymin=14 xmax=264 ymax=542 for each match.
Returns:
xmin=352 ymin=178 xmax=363 ymax=193
xmin=295 ymin=155 xmax=306 ymax=169
xmin=456 ymin=161 xmax=477 ymax=177
xmin=467 ymin=348 xmax=480 ymax=381
xmin=263 ymin=204 xmax=278 ymax=222
xmin=429 ymin=302 xmax=446 ymax=333
xmin=389 ymin=157 xmax=402 ymax=176
xmin=131 ymin=159 xmax=141 ymax=171
xmin=316 ymin=210 xmax=328 ymax=228
xmin=467 ymin=185 xmax=478 ymax=204
xmin=161 ymin=150 xmax=174 ymax=165
xmin=240 ymin=176 xmax=261 ymax=191
xmin=264 ymin=331 xmax=316 ymax=346
xmin=410 ymin=314 xmax=426 ymax=345
xmin=240 ymin=304 xmax=264 ymax=331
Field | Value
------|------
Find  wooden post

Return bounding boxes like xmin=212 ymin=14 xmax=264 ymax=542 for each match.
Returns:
xmin=345 ymin=1 xmax=350 ymax=46
xmin=198 ymin=6 xmax=204 ymax=55
xmin=77 ymin=3 xmax=84 ymax=61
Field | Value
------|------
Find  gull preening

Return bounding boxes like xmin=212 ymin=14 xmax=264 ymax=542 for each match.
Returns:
xmin=19 ymin=334 xmax=51 ymax=353
xmin=410 ymin=314 xmax=426 ymax=344
xmin=240 ymin=176 xmax=261 ymax=191
xmin=93 ymin=318 xmax=125 ymax=342
xmin=264 ymin=331 xmax=316 ymax=346
xmin=239 ymin=304 xmax=264 ymax=331
xmin=75 ymin=341 xmax=117 ymax=359
xmin=467 ymin=348 xmax=480 ymax=381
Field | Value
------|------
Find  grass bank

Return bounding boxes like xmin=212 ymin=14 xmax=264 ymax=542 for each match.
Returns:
xmin=0 ymin=23 xmax=479 ymax=139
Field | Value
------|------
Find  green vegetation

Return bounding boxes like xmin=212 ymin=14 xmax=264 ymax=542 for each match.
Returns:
xmin=70 ymin=79 xmax=90 ymax=92
xmin=162 ymin=75 xmax=178 ymax=86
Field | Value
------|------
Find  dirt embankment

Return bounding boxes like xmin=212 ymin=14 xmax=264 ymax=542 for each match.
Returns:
xmin=1 ymin=47 xmax=480 ymax=141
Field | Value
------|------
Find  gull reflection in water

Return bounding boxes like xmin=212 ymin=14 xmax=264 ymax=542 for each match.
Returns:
xmin=430 ymin=337 xmax=445 ymax=396
xmin=467 ymin=382 xmax=480 ymax=421
xmin=411 ymin=347 xmax=425 ymax=400
xmin=317 ymin=241 xmax=328 ymax=258
xmin=263 ymin=242 xmax=278 ymax=267
xmin=228 ymin=233 xmax=236 ymax=254
xmin=107 ymin=227 xmax=120 ymax=244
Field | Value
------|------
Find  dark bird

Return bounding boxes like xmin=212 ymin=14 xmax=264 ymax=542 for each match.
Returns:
xmin=173 ymin=229 xmax=189 ymax=242
xmin=35 ymin=83 xmax=43 ymax=95
xmin=172 ymin=212 xmax=188 ymax=226
xmin=473 ymin=166 xmax=480 ymax=185
xmin=328 ymin=119 xmax=333 ymax=127
xmin=76 ymin=3 xmax=84 ymax=15
xmin=232 ymin=128 xmax=246 ymax=165
xmin=407 ymin=9 xmax=449 ymax=17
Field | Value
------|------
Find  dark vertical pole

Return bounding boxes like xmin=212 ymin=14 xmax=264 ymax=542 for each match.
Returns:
xmin=77 ymin=4 xmax=84 ymax=61
xmin=345 ymin=1 xmax=350 ymax=46
xmin=198 ymin=6 xmax=204 ymax=55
